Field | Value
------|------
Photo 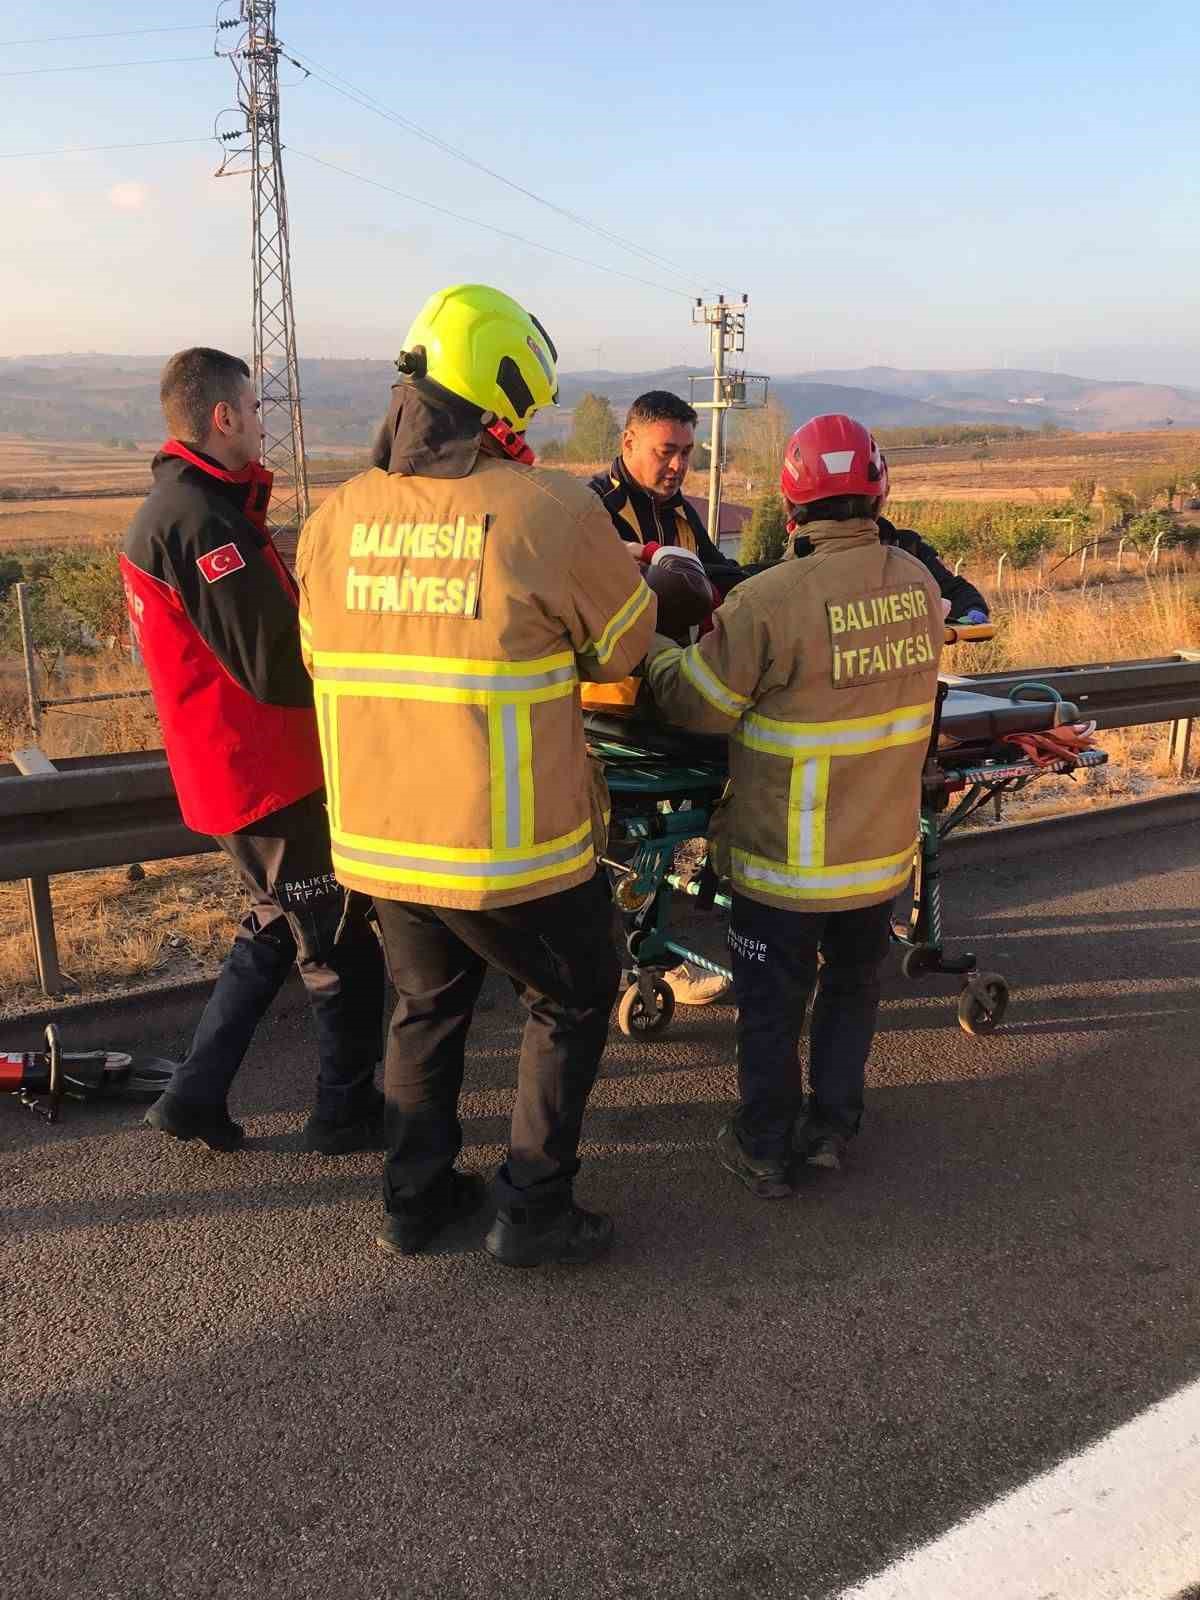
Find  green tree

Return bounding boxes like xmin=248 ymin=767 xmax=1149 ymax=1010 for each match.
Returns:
xmin=1068 ymin=476 xmax=1096 ymax=511
xmin=0 ymin=555 xmax=24 ymax=602
xmin=1124 ymin=509 xmax=1177 ymax=552
xmin=738 ymin=488 xmax=789 ymax=565
xmin=1099 ymin=487 xmax=1135 ymax=531
xmin=565 ymin=393 xmax=620 ymax=463
xmin=0 ymin=581 xmax=95 ymax=673
xmin=48 ymin=540 xmax=128 ymax=645
xmin=539 ymin=438 xmax=566 ymax=462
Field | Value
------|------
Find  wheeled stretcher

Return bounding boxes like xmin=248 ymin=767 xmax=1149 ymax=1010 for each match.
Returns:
xmin=584 ymin=666 xmax=1107 ymax=1039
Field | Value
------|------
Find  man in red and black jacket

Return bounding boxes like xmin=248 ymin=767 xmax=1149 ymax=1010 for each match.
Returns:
xmin=123 ymin=347 xmax=384 ymax=1153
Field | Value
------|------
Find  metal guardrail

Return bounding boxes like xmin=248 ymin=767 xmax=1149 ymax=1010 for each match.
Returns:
xmin=3 ymin=650 xmax=1200 ymax=997
xmin=945 ymin=651 xmax=1200 ymax=734
xmin=0 ymin=749 xmax=215 ymax=997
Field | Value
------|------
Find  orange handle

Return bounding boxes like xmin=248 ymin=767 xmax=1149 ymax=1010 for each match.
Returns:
xmin=943 ymin=622 xmax=995 ymax=644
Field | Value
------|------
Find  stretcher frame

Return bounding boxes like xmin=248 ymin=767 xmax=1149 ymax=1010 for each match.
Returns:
xmin=587 ymin=679 xmax=1107 ymax=1039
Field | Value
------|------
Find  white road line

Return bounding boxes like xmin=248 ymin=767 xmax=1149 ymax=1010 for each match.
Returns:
xmin=839 ymin=1376 xmax=1200 ymax=1600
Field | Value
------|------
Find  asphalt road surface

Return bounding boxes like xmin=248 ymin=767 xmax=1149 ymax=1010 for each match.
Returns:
xmin=4 ymin=803 xmax=1199 ymax=1599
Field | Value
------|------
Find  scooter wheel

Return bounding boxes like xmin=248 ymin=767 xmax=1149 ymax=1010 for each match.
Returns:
xmin=958 ymin=971 xmax=1009 ymax=1036
xmin=617 ymin=978 xmax=676 ymax=1038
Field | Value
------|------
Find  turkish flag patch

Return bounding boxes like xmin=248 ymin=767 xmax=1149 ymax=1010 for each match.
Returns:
xmin=196 ymin=542 xmax=247 ymax=584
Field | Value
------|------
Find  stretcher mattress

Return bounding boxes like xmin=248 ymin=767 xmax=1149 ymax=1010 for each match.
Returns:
xmin=583 ymin=686 xmax=1081 ymax=766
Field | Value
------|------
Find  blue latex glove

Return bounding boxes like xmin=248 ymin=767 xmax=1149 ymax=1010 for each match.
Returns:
xmin=961 ymin=608 xmax=989 ymax=624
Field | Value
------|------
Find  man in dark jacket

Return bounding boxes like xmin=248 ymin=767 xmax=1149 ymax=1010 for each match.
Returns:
xmin=587 ymin=390 xmax=743 ymax=596
xmin=123 ymin=347 xmax=385 ymax=1153
xmin=877 ymin=515 xmax=989 ymax=621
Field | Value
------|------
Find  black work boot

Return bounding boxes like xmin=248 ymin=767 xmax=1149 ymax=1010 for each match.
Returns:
xmin=793 ymin=1112 xmax=849 ymax=1172
xmin=716 ymin=1120 xmax=793 ymax=1199
xmin=485 ymin=1202 xmax=614 ymax=1268
xmin=301 ymin=1085 xmax=386 ymax=1155
xmin=375 ymin=1170 xmax=486 ymax=1256
xmin=144 ymin=1092 xmax=244 ymax=1152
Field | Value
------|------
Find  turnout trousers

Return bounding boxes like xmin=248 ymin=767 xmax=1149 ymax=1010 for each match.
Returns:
xmin=168 ymin=789 xmax=386 ymax=1122
xmin=728 ymin=890 xmax=895 ymax=1162
xmin=372 ymin=872 xmax=620 ymax=1220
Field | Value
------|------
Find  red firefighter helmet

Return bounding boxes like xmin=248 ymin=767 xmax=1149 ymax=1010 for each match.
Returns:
xmin=780 ymin=414 xmax=889 ymax=507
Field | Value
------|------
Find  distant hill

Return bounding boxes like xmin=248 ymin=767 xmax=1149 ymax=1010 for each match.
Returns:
xmin=2 ymin=355 xmax=1198 ymax=446
xmin=800 ymin=366 xmax=1200 ymax=432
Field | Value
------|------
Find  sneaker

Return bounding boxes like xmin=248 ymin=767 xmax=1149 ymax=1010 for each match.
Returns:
xmin=485 ymin=1203 xmax=614 ymax=1268
xmin=793 ymin=1115 xmax=848 ymax=1172
xmin=143 ymin=1092 xmax=244 ymax=1152
xmin=375 ymin=1171 xmax=486 ymax=1256
xmin=665 ymin=961 xmax=732 ymax=1006
xmin=716 ymin=1120 xmax=793 ymax=1199
xmin=301 ymin=1086 xmax=386 ymax=1155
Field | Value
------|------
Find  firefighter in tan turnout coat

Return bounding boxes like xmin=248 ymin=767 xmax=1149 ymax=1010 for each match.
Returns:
xmin=297 ymin=284 xmax=654 ymax=1267
xmin=646 ymin=414 xmax=943 ymax=1198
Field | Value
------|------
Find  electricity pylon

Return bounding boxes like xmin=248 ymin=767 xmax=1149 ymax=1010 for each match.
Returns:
xmin=216 ymin=0 xmax=308 ymax=549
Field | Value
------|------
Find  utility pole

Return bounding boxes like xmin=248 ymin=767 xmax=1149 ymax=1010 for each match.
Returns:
xmin=690 ymin=296 xmax=766 ymax=545
xmin=215 ymin=0 xmax=309 ymax=553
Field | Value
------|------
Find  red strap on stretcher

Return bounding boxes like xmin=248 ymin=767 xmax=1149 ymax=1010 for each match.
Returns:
xmin=1000 ymin=726 xmax=1098 ymax=768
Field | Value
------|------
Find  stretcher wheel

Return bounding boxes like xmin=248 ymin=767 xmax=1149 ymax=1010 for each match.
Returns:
xmin=957 ymin=972 xmax=1009 ymax=1036
xmin=617 ymin=978 xmax=675 ymax=1038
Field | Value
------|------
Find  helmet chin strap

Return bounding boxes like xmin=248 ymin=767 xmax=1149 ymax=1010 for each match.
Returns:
xmin=484 ymin=418 xmax=536 ymax=465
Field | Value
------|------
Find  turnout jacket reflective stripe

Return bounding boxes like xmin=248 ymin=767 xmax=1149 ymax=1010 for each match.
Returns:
xmin=646 ymin=518 xmax=943 ymax=913
xmin=296 ymin=453 xmax=655 ymax=910
xmin=121 ymin=442 xmax=324 ymax=835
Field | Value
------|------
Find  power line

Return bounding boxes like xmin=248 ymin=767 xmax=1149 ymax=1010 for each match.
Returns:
xmin=0 ymin=137 xmax=211 ymax=160
xmin=288 ymin=148 xmax=697 ymax=300
xmin=1 ymin=25 xmax=209 ymax=47
xmin=0 ymin=55 xmax=214 ymax=79
xmin=289 ymin=47 xmax=700 ymax=286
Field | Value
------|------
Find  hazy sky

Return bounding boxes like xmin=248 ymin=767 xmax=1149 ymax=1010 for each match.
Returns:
xmin=2 ymin=0 xmax=1197 ymax=382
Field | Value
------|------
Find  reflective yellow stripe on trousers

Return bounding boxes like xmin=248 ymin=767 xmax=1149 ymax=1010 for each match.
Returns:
xmin=312 ymin=650 xmax=589 ymax=890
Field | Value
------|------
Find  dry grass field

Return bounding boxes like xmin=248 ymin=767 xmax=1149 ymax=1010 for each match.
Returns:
xmin=885 ymin=427 xmax=1200 ymax=502
xmin=558 ymin=428 xmax=1200 ymax=507
xmin=3 ymin=427 xmax=1197 ymax=555
xmin=0 ymin=434 xmax=156 ymax=494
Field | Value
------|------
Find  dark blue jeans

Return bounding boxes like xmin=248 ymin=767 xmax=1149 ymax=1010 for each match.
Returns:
xmin=170 ymin=790 xmax=385 ymax=1122
xmin=728 ymin=891 xmax=895 ymax=1161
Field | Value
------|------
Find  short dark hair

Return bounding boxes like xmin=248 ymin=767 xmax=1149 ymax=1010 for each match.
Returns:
xmin=790 ymin=494 xmax=881 ymax=525
xmin=160 ymin=347 xmax=251 ymax=443
xmin=624 ymin=390 xmax=697 ymax=431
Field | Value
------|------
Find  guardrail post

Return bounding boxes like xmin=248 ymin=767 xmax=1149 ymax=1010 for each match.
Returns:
xmin=1168 ymin=718 xmax=1194 ymax=778
xmin=23 ymin=876 xmax=70 ymax=999
xmin=10 ymin=748 xmax=77 ymax=999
